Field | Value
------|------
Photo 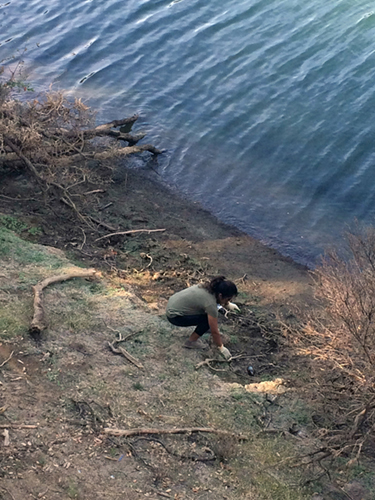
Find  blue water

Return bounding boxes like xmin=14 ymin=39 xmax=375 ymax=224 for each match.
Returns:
xmin=2 ymin=0 xmax=375 ymax=266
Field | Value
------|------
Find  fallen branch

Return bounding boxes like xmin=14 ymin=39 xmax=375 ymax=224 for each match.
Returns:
xmin=95 ymin=228 xmax=166 ymax=242
xmin=104 ymin=427 xmax=247 ymax=439
xmin=30 ymin=268 xmax=99 ymax=334
xmin=108 ymin=341 xmax=144 ymax=370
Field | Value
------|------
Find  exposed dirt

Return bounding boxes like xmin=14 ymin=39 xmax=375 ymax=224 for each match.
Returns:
xmin=1 ymin=165 xmax=372 ymax=500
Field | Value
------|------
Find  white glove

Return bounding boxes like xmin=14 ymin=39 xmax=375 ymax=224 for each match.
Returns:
xmin=218 ymin=345 xmax=232 ymax=360
xmin=228 ymin=302 xmax=240 ymax=312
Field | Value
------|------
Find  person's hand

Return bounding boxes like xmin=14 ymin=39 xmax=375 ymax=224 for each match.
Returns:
xmin=228 ymin=302 xmax=240 ymax=312
xmin=218 ymin=345 xmax=232 ymax=360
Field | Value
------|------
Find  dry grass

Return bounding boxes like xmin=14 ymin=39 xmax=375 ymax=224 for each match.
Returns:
xmin=0 ymin=230 xmax=319 ymax=500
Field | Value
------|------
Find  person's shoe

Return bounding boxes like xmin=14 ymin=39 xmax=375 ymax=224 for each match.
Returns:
xmin=184 ymin=338 xmax=209 ymax=350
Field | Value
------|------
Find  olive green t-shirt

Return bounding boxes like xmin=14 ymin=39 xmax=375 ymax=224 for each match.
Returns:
xmin=166 ymin=285 xmax=218 ymax=319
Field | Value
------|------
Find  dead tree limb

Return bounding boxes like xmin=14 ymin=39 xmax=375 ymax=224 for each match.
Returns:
xmin=104 ymin=427 xmax=247 ymax=439
xmin=30 ymin=268 xmax=99 ymax=335
xmin=95 ymin=228 xmax=166 ymax=242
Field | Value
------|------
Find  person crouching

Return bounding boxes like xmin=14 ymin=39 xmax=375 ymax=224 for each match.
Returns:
xmin=166 ymin=276 xmax=238 ymax=359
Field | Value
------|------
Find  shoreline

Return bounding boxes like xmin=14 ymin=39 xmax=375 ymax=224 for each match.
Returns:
xmin=109 ymin=165 xmax=316 ymax=313
xmin=0 ymin=158 xmax=315 ymax=315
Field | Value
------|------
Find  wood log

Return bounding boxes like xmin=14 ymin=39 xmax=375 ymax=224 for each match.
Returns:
xmin=30 ymin=268 xmax=99 ymax=335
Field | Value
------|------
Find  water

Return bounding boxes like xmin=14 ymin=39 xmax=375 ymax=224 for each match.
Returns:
xmin=2 ymin=0 xmax=375 ymax=266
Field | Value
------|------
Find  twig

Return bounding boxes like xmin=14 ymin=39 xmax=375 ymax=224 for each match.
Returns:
xmin=95 ymin=228 xmax=166 ymax=242
xmin=0 ymin=194 xmax=38 ymax=201
xmin=0 ymin=488 xmax=16 ymax=500
xmin=144 ymin=254 xmax=153 ymax=268
xmin=98 ymin=202 xmax=113 ymax=212
xmin=104 ymin=427 xmax=247 ymax=439
xmin=117 ymin=331 xmax=141 ymax=343
xmin=3 ymin=136 xmax=45 ymax=186
xmin=60 ymin=196 xmax=96 ymax=230
xmin=108 ymin=341 xmax=144 ymax=370
xmin=153 ymin=491 xmax=171 ymax=499
xmin=83 ymin=189 xmax=105 ymax=196
xmin=132 ymin=436 xmax=216 ymax=462
xmin=0 ymin=351 xmax=14 ymax=368
xmin=87 ymin=216 xmax=117 ymax=232
xmin=235 ymin=273 xmax=248 ymax=284
xmin=79 ymin=228 xmax=86 ymax=251
xmin=0 ymin=424 xmax=38 ymax=429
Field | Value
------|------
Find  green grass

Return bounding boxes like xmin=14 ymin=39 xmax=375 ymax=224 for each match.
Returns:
xmin=132 ymin=381 xmax=145 ymax=391
xmin=0 ymin=297 xmax=32 ymax=338
xmin=0 ymin=227 xmax=65 ymax=267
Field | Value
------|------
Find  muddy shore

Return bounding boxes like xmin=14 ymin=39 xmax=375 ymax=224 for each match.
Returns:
xmin=1 ymin=164 xmax=316 ymax=316
xmin=106 ymin=166 xmax=316 ymax=312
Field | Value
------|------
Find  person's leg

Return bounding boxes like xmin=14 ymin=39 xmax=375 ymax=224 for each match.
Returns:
xmin=167 ymin=314 xmax=210 ymax=349
xmin=167 ymin=314 xmax=209 ymax=334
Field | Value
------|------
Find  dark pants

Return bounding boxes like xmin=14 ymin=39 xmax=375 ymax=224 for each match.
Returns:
xmin=167 ymin=314 xmax=210 ymax=337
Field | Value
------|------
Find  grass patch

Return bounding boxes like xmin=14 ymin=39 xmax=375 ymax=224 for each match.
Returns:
xmin=0 ymin=227 xmax=65 ymax=267
xmin=0 ymin=293 xmax=32 ymax=339
xmin=132 ymin=381 xmax=145 ymax=391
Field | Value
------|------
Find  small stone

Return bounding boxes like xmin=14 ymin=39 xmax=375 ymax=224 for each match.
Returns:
xmin=247 ymin=365 xmax=255 ymax=376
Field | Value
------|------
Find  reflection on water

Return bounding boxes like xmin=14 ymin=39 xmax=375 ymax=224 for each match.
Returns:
xmin=2 ymin=0 xmax=375 ymax=266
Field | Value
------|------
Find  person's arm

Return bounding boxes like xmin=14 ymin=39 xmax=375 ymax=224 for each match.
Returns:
xmin=207 ymin=315 xmax=222 ymax=346
xmin=208 ymin=315 xmax=232 ymax=359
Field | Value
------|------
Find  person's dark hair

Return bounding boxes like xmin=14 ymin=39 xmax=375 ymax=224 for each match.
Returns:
xmin=201 ymin=275 xmax=237 ymax=299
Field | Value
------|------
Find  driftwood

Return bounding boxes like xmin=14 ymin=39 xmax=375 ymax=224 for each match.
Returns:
xmin=30 ymin=268 xmax=99 ymax=335
xmin=104 ymin=427 xmax=247 ymax=439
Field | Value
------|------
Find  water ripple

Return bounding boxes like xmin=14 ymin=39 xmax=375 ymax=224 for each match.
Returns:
xmin=2 ymin=0 xmax=375 ymax=265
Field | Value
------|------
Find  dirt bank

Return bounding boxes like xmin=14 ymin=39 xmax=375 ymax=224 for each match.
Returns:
xmin=3 ymin=165 xmax=372 ymax=500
